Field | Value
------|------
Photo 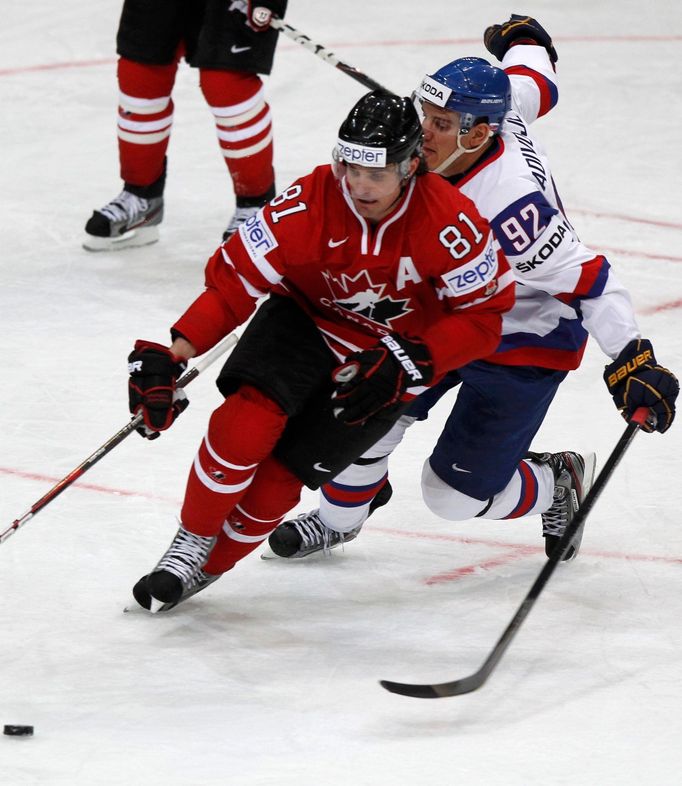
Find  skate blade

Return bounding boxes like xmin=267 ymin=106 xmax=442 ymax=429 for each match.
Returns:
xmin=123 ymin=598 xmax=174 ymax=614
xmin=83 ymin=225 xmax=160 ymax=252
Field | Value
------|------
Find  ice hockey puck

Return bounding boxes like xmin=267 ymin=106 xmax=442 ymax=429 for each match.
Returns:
xmin=3 ymin=725 xmax=34 ymax=736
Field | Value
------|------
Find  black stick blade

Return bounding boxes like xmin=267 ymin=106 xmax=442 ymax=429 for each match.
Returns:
xmin=379 ymin=415 xmax=645 ymax=701
xmin=379 ymin=671 xmax=485 ymax=698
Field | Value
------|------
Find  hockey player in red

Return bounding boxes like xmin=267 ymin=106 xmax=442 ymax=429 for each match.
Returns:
xmin=127 ymin=90 xmax=515 ymax=612
xmin=83 ymin=0 xmax=287 ymax=251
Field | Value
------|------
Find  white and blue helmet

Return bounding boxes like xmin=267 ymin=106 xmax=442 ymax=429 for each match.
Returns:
xmin=416 ymin=57 xmax=511 ymax=133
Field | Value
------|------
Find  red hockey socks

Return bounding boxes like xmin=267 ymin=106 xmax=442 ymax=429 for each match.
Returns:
xmin=199 ymin=69 xmax=275 ymax=198
xmin=180 ymin=385 xmax=288 ymax=537
xmin=204 ymin=455 xmax=303 ymax=574
xmin=116 ymin=57 xmax=178 ymax=188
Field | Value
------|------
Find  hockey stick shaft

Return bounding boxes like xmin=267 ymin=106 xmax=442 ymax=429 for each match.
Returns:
xmin=380 ymin=407 xmax=653 ymax=698
xmin=270 ymin=16 xmax=390 ymax=92
xmin=1 ymin=333 xmax=238 ymax=546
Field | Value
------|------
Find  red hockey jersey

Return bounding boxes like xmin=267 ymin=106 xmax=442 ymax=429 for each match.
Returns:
xmin=173 ymin=165 xmax=515 ymax=386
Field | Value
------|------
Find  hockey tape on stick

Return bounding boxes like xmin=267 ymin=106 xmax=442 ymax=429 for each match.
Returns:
xmin=0 ymin=333 xmax=239 ymax=546
xmin=380 ymin=407 xmax=654 ymax=698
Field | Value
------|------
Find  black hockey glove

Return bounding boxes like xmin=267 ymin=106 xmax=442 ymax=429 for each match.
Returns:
xmin=332 ymin=334 xmax=434 ymax=426
xmin=603 ymin=339 xmax=679 ymax=434
xmin=246 ymin=1 xmax=284 ymax=31
xmin=128 ymin=340 xmax=189 ymax=440
xmin=484 ymin=15 xmax=558 ymax=64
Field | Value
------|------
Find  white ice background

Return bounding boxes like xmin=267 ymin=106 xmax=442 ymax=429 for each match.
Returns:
xmin=2 ymin=1 xmax=682 ymax=784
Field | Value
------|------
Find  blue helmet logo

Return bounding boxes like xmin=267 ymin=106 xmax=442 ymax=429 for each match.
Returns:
xmin=416 ymin=57 xmax=511 ymax=133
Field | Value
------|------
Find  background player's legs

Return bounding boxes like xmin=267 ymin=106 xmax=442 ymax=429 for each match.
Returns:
xmin=84 ymin=57 xmax=178 ymax=250
xmin=200 ymin=69 xmax=276 ymax=238
xmin=116 ymin=58 xmax=177 ymax=189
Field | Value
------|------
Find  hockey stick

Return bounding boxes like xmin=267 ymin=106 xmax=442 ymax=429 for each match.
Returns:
xmin=270 ymin=16 xmax=390 ymax=92
xmin=380 ymin=406 xmax=654 ymax=698
xmin=1 ymin=333 xmax=238 ymax=546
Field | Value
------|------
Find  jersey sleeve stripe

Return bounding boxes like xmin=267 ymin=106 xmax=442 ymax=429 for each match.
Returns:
xmin=505 ymin=65 xmax=558 ymax=118
xmin=220 ymin=247 xmax=269 ymax=297
xmin=554 ymin=255 xmax=610 ymax=306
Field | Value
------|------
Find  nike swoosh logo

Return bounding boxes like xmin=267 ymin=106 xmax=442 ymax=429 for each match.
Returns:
xmin=313 ymin=462 xmax=332 ymax=472
xmin=451 ymin=463 xmax=472 ymax=473
xmin=231 ymin=45 xmax=252 ymax=54
xmin=328 ymin=237 xmax=348 ymax=248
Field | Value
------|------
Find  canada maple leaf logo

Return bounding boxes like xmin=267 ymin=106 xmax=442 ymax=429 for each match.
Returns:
xmin=321 ymin=269 xmax=412 ymax=328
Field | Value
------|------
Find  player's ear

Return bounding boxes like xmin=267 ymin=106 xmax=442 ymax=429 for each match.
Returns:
xmin=406 ymin=157 xmax=420 ymax=178
xmin=466 ymin=122 xmax=493 ymax=148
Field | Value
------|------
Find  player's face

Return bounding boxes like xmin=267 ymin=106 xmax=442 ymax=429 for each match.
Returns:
xmin=420 ymin=102 xmax=460 ymax=171
xmin=345 ymin=163 xmax=406 ymax=222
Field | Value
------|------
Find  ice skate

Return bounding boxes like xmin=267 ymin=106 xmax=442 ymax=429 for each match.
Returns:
xmin=132 ymin=568 xmax=220 ymax=613
xmin=529 ymin=451 xmax=597 ymax=561
xmin=266 ymin=481 xmax=393 ymax=559
xmin=132 ymin=524 xmax=217 ymax=613
xmin=222 ymin=204 xmax=261 ymax=241
xmin=83 ymin=189 xmax=164 ymax=251
xmin=222 ymin=186 xmax=276 ymax=241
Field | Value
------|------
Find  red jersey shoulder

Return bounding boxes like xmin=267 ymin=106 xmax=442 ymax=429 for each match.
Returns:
xmin=408 ymin=173 xmax=509 ymax=306
xmin=241 ymin=165 xmax=340 ymax=258
xmin=414 ymin=172 xmax=490 ymax=235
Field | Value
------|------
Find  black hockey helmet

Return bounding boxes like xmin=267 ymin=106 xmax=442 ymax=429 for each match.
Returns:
xmin=335 ymin=90 xmax=424 ymax=169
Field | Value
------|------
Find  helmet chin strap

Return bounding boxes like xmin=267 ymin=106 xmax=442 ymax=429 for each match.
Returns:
xmin=433 ymin=130 xmax=492 ymax=174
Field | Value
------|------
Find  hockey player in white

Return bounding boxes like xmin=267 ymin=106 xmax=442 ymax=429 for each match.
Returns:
xmin=266 ymin=15 xmax=679 ymax=562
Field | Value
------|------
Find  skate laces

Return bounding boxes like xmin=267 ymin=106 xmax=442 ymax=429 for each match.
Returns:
xmin=99 ymin=191 xmax=149 ymax=224
xmin=542 ymin=484 xmax=569 ymax=537
xmin=541 ymin=453 xmax=584 ymax=537
xmin=290 ymin=510 xmax=337 ymax=551
xmin=155 ymin=528 xmax=215 ymax=584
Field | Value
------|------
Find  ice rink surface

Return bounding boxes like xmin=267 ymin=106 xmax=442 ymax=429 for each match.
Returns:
xmin=2 ymin=1 xmax=682 ymax=783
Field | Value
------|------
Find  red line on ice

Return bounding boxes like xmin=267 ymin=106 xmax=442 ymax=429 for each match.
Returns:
xmin=593 ymin=245 xmax=682 ymax=263
xmin=570 ymin=208 xmax=682 ymax=231
xmin=0 ymin=57 xmax=117 ymax=76
xmin=2 ymin=34 xmax=682 ymax=77
xmin=424 ymin=548 xmax=534 ymax=585
xmin=639 ymin=298 xmax=682 ymax=315
xmin=370 ymin=524 xmax=682 ymax=577
xmin=5 ymin=466 xmax=682 ymax=568
xmin=0 ymin=466 xmax=177 ymax=505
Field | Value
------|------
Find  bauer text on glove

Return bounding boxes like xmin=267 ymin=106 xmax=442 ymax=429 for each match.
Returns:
xmin=332 ymin=334 xmax=434 ymax=425
xmin=603 ymin=338 xmax=678 ymax=433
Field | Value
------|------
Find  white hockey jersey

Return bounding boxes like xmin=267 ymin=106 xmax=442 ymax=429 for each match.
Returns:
xmin=449 ymin=46 xmax=640 ymax=370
